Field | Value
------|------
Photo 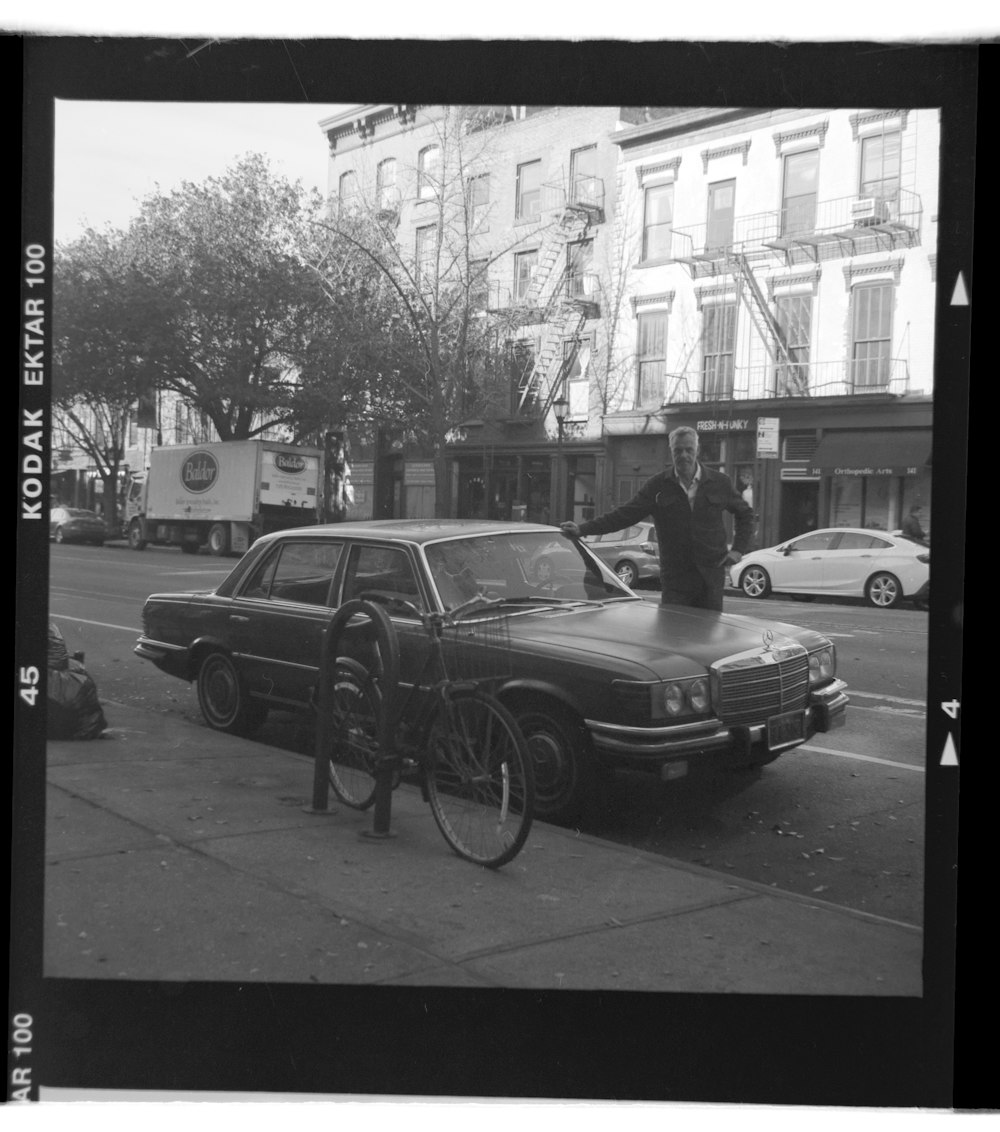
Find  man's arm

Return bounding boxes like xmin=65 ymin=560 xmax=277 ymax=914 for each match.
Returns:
xmin=561 ymin=479 xmax=659 ymax=539
xmin=727 ymin=487 xmax=755 ymax=556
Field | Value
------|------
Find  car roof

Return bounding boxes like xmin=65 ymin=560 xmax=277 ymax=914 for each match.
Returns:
xmin=256 ymin=519 xmax=560 ymax=549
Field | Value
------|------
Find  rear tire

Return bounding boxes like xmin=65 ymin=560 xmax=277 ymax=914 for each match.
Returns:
xmin=866 ymin=571 xmax=902 ymax=608
xmin=426 ymin=690 xmax=534 ymax=868
xmin=326 ymin=661 xmax=381 ymax=809
xmin=196 ymin=650 xmax=267 ymax=735
xmin=740 ymin=565 xmax=771 ymax=598
xmin=128 ymin=520 xmax=147 ymax=551
xmin=208 ymin=523 xmax=230 ymax=556
xmin=615 ymin=560 xmax=638 ymax=587
xmin=55 ymin=527 xmax=65 ymax=544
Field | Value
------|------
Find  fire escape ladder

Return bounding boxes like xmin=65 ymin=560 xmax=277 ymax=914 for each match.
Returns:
xmin=537 ymin=309 xmax=587 ymax=420
xmin=731 ymin=253 xmax=806 ymax=395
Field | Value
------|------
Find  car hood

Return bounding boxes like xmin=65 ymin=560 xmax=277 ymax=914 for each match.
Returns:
xmin=505 ymin=599 xmax=828 ymax=679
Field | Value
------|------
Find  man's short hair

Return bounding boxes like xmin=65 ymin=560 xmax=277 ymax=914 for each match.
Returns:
xmin=668 ymin=426 xmax=699 ymax=451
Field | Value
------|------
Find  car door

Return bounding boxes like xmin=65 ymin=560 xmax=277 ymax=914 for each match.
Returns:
xmin=227 ymin=538 xmax=345 ymax=706
xmin=821 ymin=531 xmax=889 ymax=594
xmin=770 ymin=530 xmax=842 ymax=593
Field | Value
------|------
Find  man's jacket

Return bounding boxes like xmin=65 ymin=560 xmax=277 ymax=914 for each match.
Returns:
xmin=577 ymin=465 xmax=754 ymax=573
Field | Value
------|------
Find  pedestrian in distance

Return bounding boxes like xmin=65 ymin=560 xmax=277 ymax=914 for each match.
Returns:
xmin=901 ymin=503 xmax=928 ymax=545
xmin=560 ymin=426 xmax=754 ymax=611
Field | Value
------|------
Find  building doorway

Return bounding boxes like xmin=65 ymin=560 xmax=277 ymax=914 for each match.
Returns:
xmin=780 ymin=480 xmax=819 ymax=542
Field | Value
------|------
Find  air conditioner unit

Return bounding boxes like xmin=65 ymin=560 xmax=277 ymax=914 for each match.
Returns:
xmin=851 ymin=197 xmax=891 ymax=226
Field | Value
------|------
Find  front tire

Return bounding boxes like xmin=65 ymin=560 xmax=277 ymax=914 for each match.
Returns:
xmin=866 ymin=571 xmax=902 ymax=608
xmin=326 ymin=662 xmax=381 ymax=810
xmin=128 ymin=520 xmax=147 ymax=551
xmin=426 ymin=690 xmax=534 ymax=868
xmin=54 ymin=527 xmax=65 ymax=544
xmin=740 ymin=565 xmax=771 ymax=599
xmin=615 ymin=560 xmax=638 ymax=587
xmin=512 ymin=700 xmax=592 ymax=824
xmin=196 ymin=650 xmax=267 ymax=735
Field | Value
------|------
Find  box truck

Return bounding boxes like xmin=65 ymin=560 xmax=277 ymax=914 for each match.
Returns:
xmin=123 ymin=440 xmax=323 ymax=556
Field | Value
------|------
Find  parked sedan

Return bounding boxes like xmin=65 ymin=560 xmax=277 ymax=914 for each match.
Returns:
xmin=136 ymin=520 xmax=848 ymax=824
xmin=732 ymin=527 xmax=930 ymax=608
xmin=584 ymin=522 xmax=660 ymax=587
xmin=49 ymin=507 xmax=106 ymax=546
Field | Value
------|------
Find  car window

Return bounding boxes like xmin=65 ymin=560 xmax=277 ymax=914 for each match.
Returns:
xmin=343 ymin=545 xmax=423 ymax=614
xmin=835 ymin=532 xmax=891 ymax=551
xmin=788 ymin=531 xmax=841 ymax=552
xmin=241 ymin=541 xmax=342 ymax=605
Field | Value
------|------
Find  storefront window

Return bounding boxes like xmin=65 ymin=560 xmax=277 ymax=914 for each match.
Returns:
xmin=830 ymin=477 xmax=863 ymax=528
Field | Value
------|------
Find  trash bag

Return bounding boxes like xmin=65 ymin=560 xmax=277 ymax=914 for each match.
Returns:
xmin=47 ymin=624 xmax=107 ymax=740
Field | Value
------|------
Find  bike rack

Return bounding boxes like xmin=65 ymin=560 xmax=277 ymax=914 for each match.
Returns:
xmin=311 ymin=598 xmax=402 ymax=841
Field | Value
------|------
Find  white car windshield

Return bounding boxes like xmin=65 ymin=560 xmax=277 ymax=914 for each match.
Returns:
xmin=424 ymin=531 xmax=634 ymax=611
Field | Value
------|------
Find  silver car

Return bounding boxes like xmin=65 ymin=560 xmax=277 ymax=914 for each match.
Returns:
xmin=584 ymin=523 xmax=660 ymax=588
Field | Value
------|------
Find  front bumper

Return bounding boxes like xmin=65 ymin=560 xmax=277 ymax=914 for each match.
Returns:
xmin=585 ymin=678 xmax=848 ymax=775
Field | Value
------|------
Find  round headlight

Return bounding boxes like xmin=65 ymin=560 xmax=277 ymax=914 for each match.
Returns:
xmin=689 ymin=677 xmax=710 ymax=713
xmin=809 ymin=649 xmax=835 ymax=684
xmin=663 ymin=683 xmax=686 ymax=716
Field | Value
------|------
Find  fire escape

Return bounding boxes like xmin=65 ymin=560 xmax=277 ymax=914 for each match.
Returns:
xmin=505 ymin=178 xmax=604 ymax=424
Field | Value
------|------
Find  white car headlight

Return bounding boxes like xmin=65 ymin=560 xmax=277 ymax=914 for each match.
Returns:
xmin=808 ymin=647 xmax=836 ymax=684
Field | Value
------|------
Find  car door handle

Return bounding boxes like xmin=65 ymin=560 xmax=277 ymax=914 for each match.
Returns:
xmin=229 ymin=614 xmax=251 ymax=623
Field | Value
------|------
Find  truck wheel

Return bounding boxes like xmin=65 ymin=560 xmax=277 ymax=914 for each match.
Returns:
xmin=128 ymin=520 xmax=147 ymax=551
xmin=196 ymin=651 xmax=267 ymax=735
xmin=208 ymin=523 xmax=230 ymax=556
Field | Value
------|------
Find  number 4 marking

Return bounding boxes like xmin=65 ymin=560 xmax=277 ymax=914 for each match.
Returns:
xmin=941 ymin=699 xmax=960 ymax=720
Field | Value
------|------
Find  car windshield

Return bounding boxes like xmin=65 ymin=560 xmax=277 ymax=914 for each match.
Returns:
xmin=424 ymin=531 xmax=634 ymax=611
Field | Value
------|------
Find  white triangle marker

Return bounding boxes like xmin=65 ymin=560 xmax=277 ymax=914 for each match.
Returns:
xmin=950 ymin=273 xmax=969 ymax=306
xmin=940 ymin=733 xmax=959 ymax=766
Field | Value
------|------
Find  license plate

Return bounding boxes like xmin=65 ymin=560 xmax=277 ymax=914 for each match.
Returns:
xmin=767 ymin=709 xmax=805 ymax=750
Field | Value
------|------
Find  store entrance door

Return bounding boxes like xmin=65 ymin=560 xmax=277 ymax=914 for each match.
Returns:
xmin=780 ymin=480 xmax=819 ymax=542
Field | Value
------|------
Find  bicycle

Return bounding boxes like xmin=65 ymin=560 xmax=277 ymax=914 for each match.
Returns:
xmin=316 ymin=592 xmax=535 ymax=869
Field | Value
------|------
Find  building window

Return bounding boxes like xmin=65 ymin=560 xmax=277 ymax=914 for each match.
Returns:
xmin=466 ymin=173 xmax=490 ymax=227
xmin=851 ymin=282 xmax=893 ymax=389
xmin=706 ymin=179 xmax=735 ymax=251
xmin=418 ymin=146 xmax=440 ymax=200
xmin=781 ymin=149 xmax=818 ymax=236
xmin=701 ymin=303 xmax=736 ymax=399
xmin=376 ymin=158 xmax=397 ymax=211
xmin=859 ymin=131 xmax=901 ymax=202
xmin=562 ymin=337 xmax=591 ymax=418
xmin=415 ymin=224 xmax=437 ymax=286
xmin=338 ymin=170 xmax=359 ymax=214
xmin=567 ymin=238 xmax=594 ymax=300
xmin=635 ymin=311 xmax=667 ymax=407
xmin=469 ymin=258 xmax=489 ymax=311
xmin=774 ymin=293 xmax=812 ymax=394
xmin=570 ymin=145 xmax=599 ymax=207
xmin=513 ymin=249 xmax=537 ymax=303
xmin=642 ymin=182 xmax=673 ymax=261
xmin=516 ymin=160 xmax=542 ymax=220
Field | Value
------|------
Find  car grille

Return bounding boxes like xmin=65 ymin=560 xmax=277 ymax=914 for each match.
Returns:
xmin=715 ymin=649 xmax=809 ymax=726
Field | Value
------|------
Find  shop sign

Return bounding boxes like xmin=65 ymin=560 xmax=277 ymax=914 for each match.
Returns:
xmin=696 ymin=418 xmax=751 ymax=432
xmin=405 ymin=461 xmax=436 ymax=486
xmin=810 ymin=465 xmax=920 ymax=477
xmin=756 ymin=417 xmax=780 ymax=458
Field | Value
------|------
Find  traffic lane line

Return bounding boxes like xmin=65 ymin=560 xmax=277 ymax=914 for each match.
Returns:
xmin=797 ymin=744 xmax=925 ymax=773
xmin=50 ymin=614 xmax=140 ymax=634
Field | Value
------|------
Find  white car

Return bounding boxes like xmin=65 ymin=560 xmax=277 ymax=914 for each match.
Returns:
xmin=731 ymin=528 xmax=930 ymax=609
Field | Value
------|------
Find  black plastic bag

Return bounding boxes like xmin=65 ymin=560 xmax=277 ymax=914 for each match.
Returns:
xmin=47 ymin=624 xmax=107 ymax=740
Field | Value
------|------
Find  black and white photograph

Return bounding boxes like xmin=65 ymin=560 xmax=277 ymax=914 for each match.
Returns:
xmin=12 ymin=21 xmax=981 ymax=1115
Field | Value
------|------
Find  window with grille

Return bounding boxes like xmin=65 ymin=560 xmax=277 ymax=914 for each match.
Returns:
xmin=781 ymin=150 xmax=818 ymax=236
xmin=851 ymin=283 xmax=893 ymax=389
xmin=636 ymin=311 xmax=667 ymax=407
xmin=642 ymin=182 xmax=673 ymax=261
xmin=516 ymin=160 xmax=542 ymax=219
xmin=418 ymin=146 xmax=440 ymax=200
xmin=774 ymin=293 xmax=812 ymax=394
xmin=860 ymin=132 xmax=901 ymax=202
xmin=570 ymin=145 xmax=599 ymax=207
xmin=562 ymin=337 xmax=591 ymax=418
xmin=701 ymin=303 xmax=736 ymax=398
xmin=567 ymin=239 xmax=594 ymax=300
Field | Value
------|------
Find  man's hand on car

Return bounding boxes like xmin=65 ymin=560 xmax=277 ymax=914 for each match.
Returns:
xmin=560 ymin=521 xmax=581 ymax=539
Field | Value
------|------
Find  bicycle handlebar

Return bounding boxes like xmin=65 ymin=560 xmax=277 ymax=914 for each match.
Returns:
xmin=357 ymin=590 xmax=500 ymax=629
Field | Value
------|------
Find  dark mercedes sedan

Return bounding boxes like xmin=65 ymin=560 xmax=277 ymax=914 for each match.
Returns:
xmin=135 ymin=520 xmax=848 ymax=823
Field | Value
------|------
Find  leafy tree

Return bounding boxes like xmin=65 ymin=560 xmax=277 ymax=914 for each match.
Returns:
xmin=124 ymin=154 xmax=328 ymax=441
xmin=53 ymin=226 xmax=147 ymax=531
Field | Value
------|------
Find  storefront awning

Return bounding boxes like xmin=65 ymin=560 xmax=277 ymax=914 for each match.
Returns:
xmin=809 ymin=430 xmax=931 ymax=477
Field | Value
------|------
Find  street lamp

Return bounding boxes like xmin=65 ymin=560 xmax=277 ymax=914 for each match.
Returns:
xmin=551 ymin=395 xmax=569 ymax=523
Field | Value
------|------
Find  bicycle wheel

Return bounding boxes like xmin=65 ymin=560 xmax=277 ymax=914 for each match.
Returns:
xmin=327 ymin=659 xmax=381 ymax=809
xmin=425 ymin=689 xmax=534 ymax=868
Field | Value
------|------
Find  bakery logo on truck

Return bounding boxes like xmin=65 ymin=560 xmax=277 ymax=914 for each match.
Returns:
xmin=273 ymin=453 xmax=308 ymax=474
xmin=181 ymin=451 xmax=220 ymax=494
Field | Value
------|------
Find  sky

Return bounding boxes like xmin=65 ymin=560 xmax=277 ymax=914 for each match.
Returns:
xmin=53 ymin=101 xmax=356 ymax=243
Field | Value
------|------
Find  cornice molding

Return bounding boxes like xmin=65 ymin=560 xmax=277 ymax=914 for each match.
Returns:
xmin=695 ymin=281 xmax=736 ymax=309
xmin=630 ymin=291 xmax=676 ymax=315
xmin=849 ymin=109 xmax=909 ymax=140
xmin=636 ymin=156 xmax=683 ymax=185
xmin=701 ymin=140 xmax=751 ymax=174
xmin=772 ymin=120 xmax=829 ymax=156
xmin=766 ymin=266 xmax=822 ymax=299
xmin=842 ymin=256 xmax=905 ymax=289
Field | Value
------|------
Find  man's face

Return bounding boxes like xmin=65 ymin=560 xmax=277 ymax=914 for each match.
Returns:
xmin=669 ymin=437 xmax=699 ymax=480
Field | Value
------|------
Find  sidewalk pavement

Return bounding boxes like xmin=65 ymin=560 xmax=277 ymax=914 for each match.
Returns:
xmin=44 ymin=701 xmax=922 ymax=994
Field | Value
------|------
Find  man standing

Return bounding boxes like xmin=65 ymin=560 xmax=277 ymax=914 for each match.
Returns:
xmin=901 ymin=503 xmax=928 ymax=545
xmin=560 ymin=426 xmax=754 ymax=611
